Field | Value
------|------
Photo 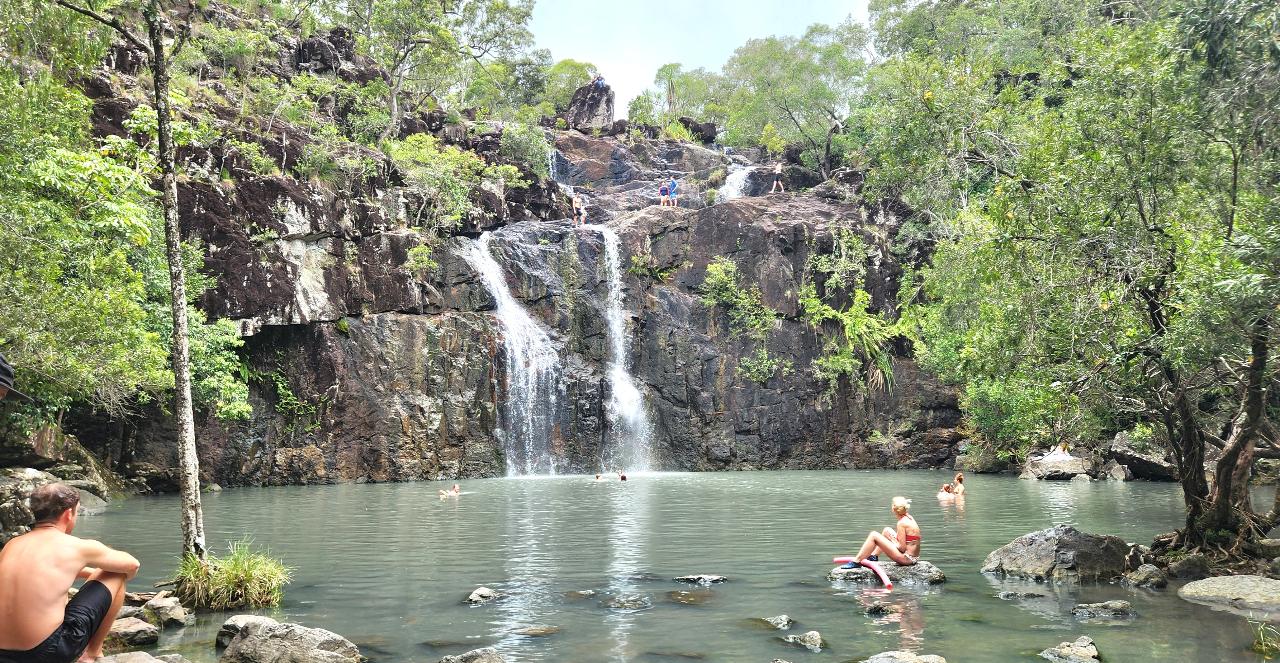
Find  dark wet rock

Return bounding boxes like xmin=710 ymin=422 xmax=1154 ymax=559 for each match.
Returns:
xmin=1105 ymin=432 xmax=1177 ymax=481
xmin=828 ymin=560 xmax=947 ymax=585
xmin=1021 ymin=456 xmax=1097 ymax=480
xmin=982 ymin=526 xmax=1128 ymax=583
xmin=1253 ymin=539 xmax=1280 ymax=558
xmin=438 ymin=649 xmax=506 ymax=663
xmin=106 ymin=617 xmax=160 ymax=648
xmin=1124 ymin=544 xmax=1150 ymax=571
xmin=1166 ymin=554 xmax=1211 ymax=581
xmin=779 ymin=630 xmax=825 ymax=653
xmin=1122 ymin=564 xmax=1168 ymax=589
xmin=466 ymin=587 xmax=500 ymax=605
xmin=1100 ymin=460 xmax=1132 ymax=481
xmin=218 ymin=614 xmax=292 ymax=648
xmin=1070 ymin=600 xmax=1134 ymax=619
xmin=998 ymin=591 xmax=1047 ymax=600
xmin=673 ymin=574 xmax=725 ymax=585
xmin=677 ymin=117 xmax=718 ymax=144
xmin=564 ymin=81 xmax=614 ymax=131
xmin=864 ymin=653 xmax=947 ymax=663
xmin=1255 ymin=458 xmax=1280 ymax=485
xmin=219 ymin=616 xmax=362 ymax=663
xmin=511 ymin=625 xmax=560 ymax=637
xmin=666 ymin=590 xmax=711 ymax=605
xmin=601 ymin=594 xmax=652 ymax=610
xmin=1039 ymin=636 xmax=1100 ymax=662
xmin=1178 ymin=575 xmax=1280 ymax=617
xmin=758 ymin=614 xmax=794 ymax=630
xmin=864 ymin=602 xmax=899 ymax=616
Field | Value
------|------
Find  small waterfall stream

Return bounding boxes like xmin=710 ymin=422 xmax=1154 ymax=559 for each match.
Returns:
xmin=717 ymin=166 xmax=751 ymax=202
xmin=594 ymin=226 xmax=654 ymax=473
xmin=462 ymin=233 xmax=562 ymax=476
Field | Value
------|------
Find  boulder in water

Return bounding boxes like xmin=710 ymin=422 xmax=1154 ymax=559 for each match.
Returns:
xmin=99 ymin=654 xmax=194 ymax=663
xmin=438 ymin=649 xmax=506 ymax=663
xmin=564 ymin=82 xmax=614 ymax=132
xmin=1039 ymin=636 xmax=1100 ymax=662
xmin=1105 ymin=431 xmax=1177 ymax=481
xmin=1167 ymin=553 xmax=1211 ymax=580
xmin=142 ymin=594 xmax=192 ymax=628
xmin=865 ymin=653 xmax=948 ymax=663
xmin=601 ymin=594 xmax=652 ymax=611
xmin=218 ymin=615 xmax=278 ymax=648
xmin=106 ymin=617 xmax=159 ymax=648
xmin=673 ymin=574 xmax=726 ymax=585
xmin=219 ymin=616 xmax=362 ymax=663
xmin=779 ymin=630 xmax=825 ymax=653
xmin=760 ymin=614 xmax=794 ymax=630
xmin=827 ymin=560 xmax=947 ymax=585
xmin=1177 ymin=575 xmax=1280 ymax=617
xmin=1100 ymin=460 xmax=1132 ymax=481
xmin=466 ymin=586 xmax=500 ymax=605
xmin=981 ymin=525 xmax=1128 ymax=583
xmin=511 ymin=625 xmax=560 ymax=637
xmin=1122 ymin=564 xmax=1167 ymax=589
xmin=666 ymin=590 xmax=712 ymax=605
xmin=1021 ymin=456 xmax=1096 ymax=480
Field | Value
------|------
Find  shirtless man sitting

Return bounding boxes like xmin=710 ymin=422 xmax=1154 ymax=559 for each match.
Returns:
xmin=0 ymin=484 xmax=139 ymax=663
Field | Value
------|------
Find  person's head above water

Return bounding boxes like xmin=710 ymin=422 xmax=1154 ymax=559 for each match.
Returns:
xmin=891 ymin=496 xmax=911 ymax=515
xmin=939 ymin=484 xmax=953 ymax=493
xmin=29 ymin=482 xmax=81 ymax=530
xmin=954 ymin=472 xmax=964 ymax=484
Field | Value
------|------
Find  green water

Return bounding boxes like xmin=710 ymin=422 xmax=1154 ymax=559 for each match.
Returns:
xmin=74 ymin=471 xmax=1276 ymax=662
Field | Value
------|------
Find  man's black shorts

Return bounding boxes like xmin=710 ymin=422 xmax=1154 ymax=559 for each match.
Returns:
xmin=0 ymin=580 xmax=113 ymax=663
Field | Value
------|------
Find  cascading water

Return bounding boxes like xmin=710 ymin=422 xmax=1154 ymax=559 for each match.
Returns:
xmin=717 ymin=166 xmax=751 ymax=202
xmin=462 ymin=233 xmax=562 ymax=476
xmin=594 ymin=225 xmax=654 ymax=473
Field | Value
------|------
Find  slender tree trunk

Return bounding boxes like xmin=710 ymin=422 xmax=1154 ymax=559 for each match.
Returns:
xmin=147 ymin=7 xmax=206 ymax=560
xmin=1203 ymin=315 xmax=1270 ymax=536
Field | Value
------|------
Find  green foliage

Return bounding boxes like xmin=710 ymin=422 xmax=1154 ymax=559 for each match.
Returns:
xmin=800 ymin=286 xmax=897 ymax=393
xmin=292 ymin=143 xmax=338 ymax=182
xmin=498 ymin=122 xmax=551 ymax=180
xmin=661 ymin=121 xmax=695 ymax=143
xmin=627 ymin=254 xmax=676 ymax=282
xmin=701 ymin=257 xmax=790 ymax=384
xmin=405 ymin=242 xmax=438 ymax=273
xmin=738 ymin=347 xmax=792 ymax=385
xmin=759 ymin=122 xmax=786 ymax=157
xmin=627 ymin=90 xmax=662 ymax=126
xmin=224 ymin=138 xmax=277 ymax=176
xmin=384 ymin=133 xmax=525 ymax=231
xmin=1250 ymin=616 xmax=1280 ymax=658
xmin=545 ymin=58 xmax=598 ymax=111
xmin=190 ymin=25 xmax=277 ymax=77
xmin=174 ymin=539 xmax=291 ymax=610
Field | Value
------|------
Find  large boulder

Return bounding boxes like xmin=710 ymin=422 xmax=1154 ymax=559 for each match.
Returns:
xmin=106 ymin=617 xmax=160 ymax=649
xmin=218 ymin=615 xmax=279 ymax=648
xmin=1122 ymin=564 xmax=1168 ymax=589
xmin=677 ymin=116 xmax=718 ymax=144
xmin=828 ymin=560 xmax=947 ymax=585
xmin=1106 ymin=431 xmax=1177 ymax=481
xmin=982 ymin=526 xmax=1128 ymax=582
xmin=1021 ymin=456 xmax=1096 ymax=480
xmin=1177 ymin=575 xmax=1280 ymax=618
xmin=142 ymin=594 xmax=193 ymax=628
xmin=564 ymin=81 xmax=614 ymax=131
xmin=219 ymin=616 xmax=363 ymax=663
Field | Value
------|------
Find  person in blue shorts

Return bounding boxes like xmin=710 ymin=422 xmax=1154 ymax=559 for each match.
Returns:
xmin=667 ymin=177 xmax=679 ymax=207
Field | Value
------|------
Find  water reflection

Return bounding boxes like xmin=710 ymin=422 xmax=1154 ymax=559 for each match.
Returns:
xmin=605 ymin=477 xmax=651 ymax=661
xmin=494 ymin=479 xmax=560 ymax=659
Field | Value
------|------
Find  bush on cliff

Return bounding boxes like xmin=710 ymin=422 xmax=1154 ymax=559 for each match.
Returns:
xmin=175 ymin=539 xmax=291 ymax=610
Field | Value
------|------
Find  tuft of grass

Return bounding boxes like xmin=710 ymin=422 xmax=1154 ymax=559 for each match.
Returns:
xmin=1252 ymin=615 xmax=1280 ymax=659
xmin=174 ymin=538 xmax=291 ymax=610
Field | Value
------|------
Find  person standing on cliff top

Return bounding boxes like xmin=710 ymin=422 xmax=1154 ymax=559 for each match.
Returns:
xmin=0 ymin=484 xmax=140 ymax=663
xmin=667 ymin=177 xmax=679 ymax=207
xmin=770 ymin=162 xmax=785 ymax=193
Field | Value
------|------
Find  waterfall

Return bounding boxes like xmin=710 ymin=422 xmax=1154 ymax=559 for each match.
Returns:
xmin=717 ymin=166 xmax=751 ymax=202
xmin=595 ymin=226 xmax=654 ymax=473
xmin=548 ymin=148 xmax=575 ymax=198
xmin=461 ymin=233 xmax=562 ymax=476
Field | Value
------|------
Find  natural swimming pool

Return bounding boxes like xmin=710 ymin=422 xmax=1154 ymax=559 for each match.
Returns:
xmin=76 ymin=471 xmax=1277 ymax=662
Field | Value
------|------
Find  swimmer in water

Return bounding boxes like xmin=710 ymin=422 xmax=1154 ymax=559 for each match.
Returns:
xmin=438 ymin=484 xmax=461 ymax=498
xmin=936 ymin=483 xmax=955 ymax=500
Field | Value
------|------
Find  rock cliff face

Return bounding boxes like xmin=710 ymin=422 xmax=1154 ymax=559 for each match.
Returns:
xmin=564 ymin=81 xmax=615 ymax=131
xmin=60 ymin=48 xmax=961 ymax=485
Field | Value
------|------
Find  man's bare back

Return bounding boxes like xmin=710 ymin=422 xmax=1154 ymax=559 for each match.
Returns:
xmin=0 ymin=484 xmax=137 ymax=663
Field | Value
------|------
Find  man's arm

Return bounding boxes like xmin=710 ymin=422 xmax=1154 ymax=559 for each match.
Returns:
xmin=78 ymin=539 xmax=140 ymax=579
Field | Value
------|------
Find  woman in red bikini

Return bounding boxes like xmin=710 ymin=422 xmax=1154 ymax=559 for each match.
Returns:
xmin=848 ymin=496 xmax=920 ymax=566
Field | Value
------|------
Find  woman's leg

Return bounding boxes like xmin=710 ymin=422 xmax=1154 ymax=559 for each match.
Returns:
xmin=857 ymin=531 xmax=913 ymax=564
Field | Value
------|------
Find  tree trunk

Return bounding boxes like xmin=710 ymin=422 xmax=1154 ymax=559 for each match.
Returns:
xmin=147 ymin=8 xmax=207 ymax=560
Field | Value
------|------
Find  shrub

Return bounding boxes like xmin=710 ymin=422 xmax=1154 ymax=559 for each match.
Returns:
xmin=662 ymin=121 xmax=695 ymax=143
xmin=738 ymin=347 xmax=792 ymax=385
xmin=174 ymin=539 xmax=291 ymax=610
xmin=292 ymin=143 xmax=337 ymax=182
xmin=1251 ymin=616 xmax=1280 ymax=658
xmin=499 ymin=122 xmax=552 ymax=180
xmin=760 ymin=122 xmax=786 ymax=156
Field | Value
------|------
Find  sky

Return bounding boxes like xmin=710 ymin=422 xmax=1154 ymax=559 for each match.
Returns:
xmin=529 ymin=0 xmax=872 ymax=113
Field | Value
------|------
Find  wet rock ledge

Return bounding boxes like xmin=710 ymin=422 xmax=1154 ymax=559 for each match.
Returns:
xmin=827 ymin=560 xmax=946 ymax=585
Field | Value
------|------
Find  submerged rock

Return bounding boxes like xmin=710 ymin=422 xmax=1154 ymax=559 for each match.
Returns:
xmin=218 ymin=615 xmax=278 ymax=648
xmin=779 ymin=630 xmax=825 ymax=653
xmin=828 ymin=560 xmax=947 ymax=585
xmin=673 ymin=574 xmax=726 ymax=585
xmin=601 ymin=594 xmax=652 ymax=611
xmin=1070 ymin=600 xmax=1134 ymax=619
xmin=564 ymin=589 xmax=596 ymax=600
xmin=1178 ymin=575 xmax=1280 ymax=617
xmin=666 ymin=590 xmax=712 ymax=605
xmin=99 ymin=654 xmax=194 ymax=663
xmin=1039 ymin=636 xmax=1100 ymax=662
xmin=864 ymin=653 xmax=947 ymax=663
xmin=864 ymin=602 xmax=899 ymax=616
xmin=1122 ymin=564 xmax=1168 ymax=589
xmin=219 ymin=616 xmax=362 ymax=663
xmin=511 ymin=625 xmax=560 ymax=637
xmin=438 ymin=649 xmax=506 ymax=663
xmin=981 ymin=525 xmax=1128 ymax=583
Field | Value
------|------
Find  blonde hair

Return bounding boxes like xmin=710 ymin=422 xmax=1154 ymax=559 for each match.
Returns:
xmin=954 ymin=472 xmax=965 ymax=484
xmin=891 ymin=496 xmax=911 ymax=515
